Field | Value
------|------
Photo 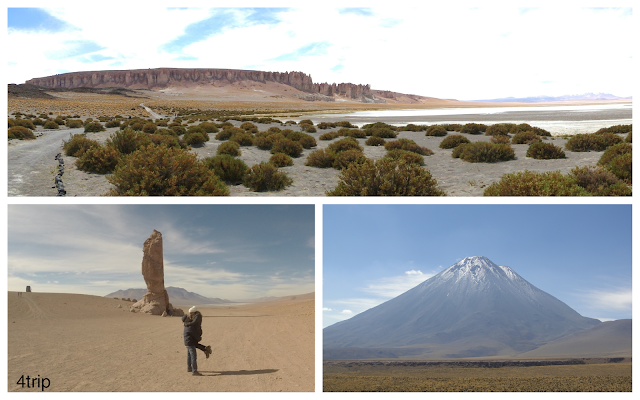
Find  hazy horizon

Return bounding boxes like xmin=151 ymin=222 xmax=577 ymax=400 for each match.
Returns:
xmin=7 ymin=4 xmax=633 ymax=100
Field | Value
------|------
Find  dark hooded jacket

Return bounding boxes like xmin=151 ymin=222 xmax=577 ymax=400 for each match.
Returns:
xmin=182 ymin=311 xmax=203 ymax=346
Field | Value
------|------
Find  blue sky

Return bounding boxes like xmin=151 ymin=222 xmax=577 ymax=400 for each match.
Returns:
xmin=7 ymin=205 xmax=315 ymax=300
xmin=323 ymin=205 xmax=631 ymax=328
xmin=5 ymin=3 xmax=634 ymax=100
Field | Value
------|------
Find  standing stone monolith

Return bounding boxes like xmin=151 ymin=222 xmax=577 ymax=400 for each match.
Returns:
xmin=131 ymin=230 xmax=183 ymax=316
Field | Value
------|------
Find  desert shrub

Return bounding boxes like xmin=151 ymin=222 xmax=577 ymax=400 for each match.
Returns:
xmin=425 ymin=125 xmax=448 ymax=137
xmin=328 ymin=158 xmax=445 ymax=196
xmin=107 ymin=129 xmax=151 ymax=155
xmin=451 ymin=144 xmax=466 ymax=159
xmin=384 ymin=149 xmax=424 ymax=165
xmin=216 ymin=127 xmax=244 ymax=141
xmin=243 ymin=163 xmax=292 ymax=192
xmin=66 ymin=119 xmax=84 ymax=128
xmin=240 ymin=122 xmax=258 ymax=133
xmin=490 ymin=135 xmax=511 ymax=144
xmin=526 ymin=142 xmax=565 ymax=159
xmin=32 ymin=118 xmax=44 ymax=126
xmin=300 ymin=124 xmax=317 ymax=133
xmin=460 ymin=123 xmax=487 ymax=135
xmin=565 ymin=133 xmax=623 ymax=152
xmin=142 ymin=123 xmax=157 ymax=134
xmin=338 ymin=128 xmax=367 ymax=138
xmin=105 ymin=120 xmax=121 ymax=128
xmin=305 ymin=149 xmax=335 ymax=168
xmin=399 ymin=124 xmax=427 ymax=132
xmin=439 ymin=134 xmax=470 ymax=149
xmin=597 ymin=143 xmax=632 ymax=167
xmin=54 ymin=116 xmax=65 ymax=125
xmin=149 ymin=133 xmax=182 ymax=148
xmin=186 ymin=126 xmax=205 ymax=134
xmin=362 ymin=122 xmax=396 ymax=130
xmin=319 ymin=132 xmax=340 ymax=140
xmin=570 ymin=166 xmax=631 ymax=195
xmin=129 ymin=121 xmax=145 ymax=131
xmin=284 ymin=120 xmax=297 ymax=125
xmin=333 ymin=149 xmax=368 ymax=170
xmin=484 ymin=170 xmax=588 ymax=196
xmin=365 ymin=136 xmax=386 ymax=146
xmin=327 ymin=137 xmax=363 ymax=154
xmin=229 ymin=132 xmax=254 ymax=146
xmin=283 ymin=130 xmax=316 ymax=148
xmin=43 ymin=120 xmax=59 ymax=129
xmin=11 ymin=118 xmax=36 ymax=130
xmin=604 ymin=152 xmax=632 ymax=184
xmin=368 ymin=127 xmax=397 ymax=138
xmin=76 ymin=145 xmax=120 ymax=173
xmin=269 ymin=153 xmax=294 ymax=167
xmin=271 ymin=139 xmax=303 ymax=157
xmin=170 ymin=125 xmax=186 ymax=136
xmin=384 ymin=138 xmax=433 ymax=155
xmin=217 ymin=141 xmax=241 ymax=156
xmin=595 ymin=124 xmax=632 ymax=134
xmin=156 ymin=119 xmax=168 ymax=127
xmin=299 ymin=119 xmax=313 ymax=125
xmin=183 ymin=131 xmax=209 ymax=146
xmin=8 ymin=126 xmax=36 ymax=140
xmin=454 ymin=142 xmax=515 ymax=163
xmin=317 ymin=122 xmax=336 ymax=129
xmin=336 ymin=121 xmax=356 ymax=128
xmin=108 ymin=144 xmax=228 ymax=196
xmin=625 ymin=131 xmax=632 ymax=143
xmin=485 ymin=124 xmax=512 ymax=137
xmin=511 ymin=131 xmax=541 ymax=144
xmin=198 ymin=122 xmax=219 ymax=133
xmin=267 ymin=126 xmax=282 ymax=134
xmin=530 ymin=126 xmax=552 ymax=137
xmin=154 ymin=128 xmax=178 ymax=137
xmin=253 ymin=133 xmax=285 ymax=150
xmin=63 ymin=134 xmax=100 ymax=157
xmin=441 ymin=123 xmax=463 ymax=132
xmin=203 ymin=154 xmax=248 ymax=184
xmin=84 ymin=122 xmax=105 ymax=133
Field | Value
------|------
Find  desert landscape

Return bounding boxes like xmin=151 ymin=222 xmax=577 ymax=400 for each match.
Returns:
xmin=7 ymin=291 xmax=314 ymax=392
xmin=7 ymin=73 xmax=632 ymax=196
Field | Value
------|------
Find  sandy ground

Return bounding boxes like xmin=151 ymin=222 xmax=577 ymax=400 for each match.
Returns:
xmin=6 ymin=106 xmax=628 ymax=196
xmin=7 ymin=291 xmax=314 ymax=392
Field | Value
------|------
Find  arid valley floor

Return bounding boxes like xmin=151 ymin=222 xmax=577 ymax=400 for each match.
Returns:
xmin=8 ymin=291 xmax=314 ymax=392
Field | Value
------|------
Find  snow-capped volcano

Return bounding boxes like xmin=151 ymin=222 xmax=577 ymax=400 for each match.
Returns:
xmin=324 ymin=256 xmax=601 ymax=358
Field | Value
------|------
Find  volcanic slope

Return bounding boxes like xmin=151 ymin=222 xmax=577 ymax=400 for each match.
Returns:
xmin=324 ymin=256 xmax=601 ymax=358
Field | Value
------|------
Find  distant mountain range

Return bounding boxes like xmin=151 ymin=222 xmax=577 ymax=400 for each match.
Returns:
xmin=473 ymin=93 xmax=631 ymax=103
xmin=324 ymin=256 xmax=630 ymax=359
xmin=105 ymin=286 xmax=234 ymax=305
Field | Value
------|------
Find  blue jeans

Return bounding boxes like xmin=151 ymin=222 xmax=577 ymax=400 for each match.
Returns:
xmin=186 ymin=346 xmax=197 ymax=372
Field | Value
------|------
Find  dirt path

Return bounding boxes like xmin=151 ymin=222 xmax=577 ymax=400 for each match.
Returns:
xmin=140 ymin=103 xmax=164 ymax=119
xmin=7 ymin=128 xmax=82 ymax=196
xmin=8 ymin=292 xmax=314 ymax=392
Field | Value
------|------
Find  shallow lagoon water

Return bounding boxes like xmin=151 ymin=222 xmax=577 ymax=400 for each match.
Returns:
xmin=306 ymin=103 xmax=632 ymax=136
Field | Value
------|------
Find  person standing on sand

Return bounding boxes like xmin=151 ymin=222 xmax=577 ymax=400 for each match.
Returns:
xmin=182 ymin=306 xmax=212 ymax=376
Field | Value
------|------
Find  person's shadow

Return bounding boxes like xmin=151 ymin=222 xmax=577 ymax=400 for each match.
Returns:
xmin=196 ymin=369 xmax=278 ymax=376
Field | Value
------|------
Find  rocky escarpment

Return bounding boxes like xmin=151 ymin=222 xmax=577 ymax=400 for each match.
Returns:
xmin=25 ymin=68 xmax=378 ymax=102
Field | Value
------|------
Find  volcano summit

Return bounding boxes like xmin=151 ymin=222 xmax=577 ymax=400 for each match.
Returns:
xmin=324 ymin=256 xmax=607 ymax=359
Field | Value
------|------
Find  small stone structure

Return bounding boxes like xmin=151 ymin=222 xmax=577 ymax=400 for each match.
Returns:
xmin=130 ymin=230 xmax=184 ymax=316
xmin=26 ymin=286 xmax=31 ymax=292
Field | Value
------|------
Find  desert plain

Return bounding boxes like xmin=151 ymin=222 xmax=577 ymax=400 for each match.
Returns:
xmin=7 ymin=291 xmax=314 ymax=392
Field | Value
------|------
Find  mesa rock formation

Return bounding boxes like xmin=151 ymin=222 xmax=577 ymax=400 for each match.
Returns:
xmin=131 ymin=230 xmax=183 ymax=316
xmin=25 ymin=68 xmax=379 ymax=102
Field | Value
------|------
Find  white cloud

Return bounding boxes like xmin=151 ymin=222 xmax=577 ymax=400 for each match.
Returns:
xmin=359 ymin=270 xmax=433 ymax=298
xmin=581 ymin=289 xmax=632 ymax=311
xmin=323 ymin=307 xmax=332 ymax=311
xmin=341 ymin=310 xmax=353 ymax=314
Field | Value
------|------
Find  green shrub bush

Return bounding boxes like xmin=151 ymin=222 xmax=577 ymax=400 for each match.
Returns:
xmin=485 ymin=124 xmax=512 ymax=137
xmin=483 ymin=170 xmax=588 ymax=196
xmin=439 ymin=134 xmax=470 ymax=149
xmin=8 ymin=126 xmax=36 ymax=140
xmin=243 ymin=163 xmax=292 ymax=192
xmin=253 ymin=133 xmax=285 ymax=150
xmin=32 ymin=118 xmax=44 ymax=126
xmin=196 ymin=122 xmax=217 ymax=133
xmin=626 ymin=131 xmax=632 ymax=143
xmin=399 ymin=124 xmax=427 ymax=132
xmin=43 ymin=120 xmax=59 ymax=129
xmin=105 ymin=120 xmax=121 ymax=128
xmin=490 ymin=135 xmax=511 ymax=144
xmin=384 ymin=138 xmax=433 ymax=155
xmin=595 ymin=124 xmax=632 ymax=134
xmin=327 ymin=137 xmax=363 ymax=154
xmin=11 ymin=118 xmax=36 ymax=130
xmin=526 ymin=142 xmax=565 ymax=159
xmin=142 ymin=123 xmax=157 ymax=134
xmin=460 ymin=123 xmax=487 ymax=135
xmin=425 ymin=125 xmax=448 ymax=137
xmin=565 ymin=132 xmax=623 ymax=152
xmin=338 ymin=128 xmax=367 ymax=138
xmin=129 ymin=121 xmax=145 ymax=131
xmin=84 ymin=122 xmax=105 ymax=133
xmin=149 ymin=133 xmax=182 ymax=148
xmin=107 ymin=144 xmax=228 ymax=196
xmin=76 ymin=145 xmax=120 ymax=173
xmin=217 ymin=141 xmax=241 ymax=156
xmin=336 ymin=121 xmax=356 ymax=128
xmin=229 ymin=132 xmax=254 ymax=146
xmin=511 ymin=131 xmax=541 ymax=144
xmin=203 ymin=154 xmax=248 ymax=184
xmin=597 ymin=143 xmax=631 ymax=167
xmin=66 ymin=119 xmax=84 ymax=128
xmin=384 ymin=149 xmax=424 ymax=165
xmin=454 ymin=142 xmax=515 ymax=162
xmin=107 ymin=129 xmax=151 ymax=155
xmin=441 ymin=123 xmax=462 ymax=132
xmin=271 ymin=139 xmax=303 ymax=157
xmin=63 ymin=134 xmax=100 ymax=157
xmin=604 ymin=152 xmax=632 ymax=184
xmin=170 ymin=125 xmax=186 ymax=136
xmin=305 ymin=149 xmax=335 ymax=168
xmin=183 ymin=131 xmax=209 ymax=146
xmin=269 ymin=153 xmax=294 ymax=167
xmin=570 ymin=166 xmax=631 ymax=195
xmin=240 ymin=122 xmax=258 ymax=133
xmin=328 ymin=158 xmax=445 ymax=196
xmin=365 ymin=136 xmax=386 ymax=146
xmin=368 ymin=127 xmax=397 ymax=138
xmin=332 ymin=149 xmax=368 ymax=170
xmin=319 ymin=132 xmax=340 ymax=140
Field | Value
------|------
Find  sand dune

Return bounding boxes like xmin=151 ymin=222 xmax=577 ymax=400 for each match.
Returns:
xmin=8 ymin=291 xmax=314 ymax=392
